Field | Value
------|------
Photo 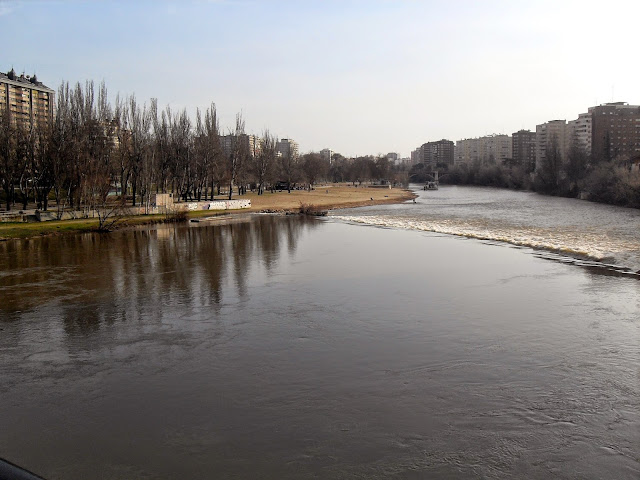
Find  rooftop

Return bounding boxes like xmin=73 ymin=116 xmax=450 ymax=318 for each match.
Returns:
xmin=1 ymin=68 xmax=54 ymax=92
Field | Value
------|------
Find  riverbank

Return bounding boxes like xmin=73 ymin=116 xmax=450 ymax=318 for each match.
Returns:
xmin=0 ymin=184 xmax=415 ymax=240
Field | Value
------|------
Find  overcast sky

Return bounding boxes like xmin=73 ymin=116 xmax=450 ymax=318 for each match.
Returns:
xmin=3 ymin=0 xmax=639 ymax=157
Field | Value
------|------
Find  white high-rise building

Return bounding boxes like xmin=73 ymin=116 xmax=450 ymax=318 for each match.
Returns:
xmin=568 ymin=112 xmax=592 ymax=155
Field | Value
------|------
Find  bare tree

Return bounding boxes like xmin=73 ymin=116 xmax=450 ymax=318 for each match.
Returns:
xmin=279 ymin=148 xmax=299 ymax=193
xmin=113 ymin=94 xmax=131 ymax=200
xmin=535 ymin=135 xmax=563 ymax=194
xmin=565 ymin=136 xmax=589 ymax=196
xmin=123 ymin=95 xmax=152 ymax=206
xmin=150 ymin=100 xmax=171 ymax=194
xmin=194 ymin=103 xmax=222 ymax=201
xmin=204 ymin=103 xmax=223 ymax=200
xmin=227 ymin=113 xmax=246 ymax=200
xmin=167 ymin=108 xmax=192 ymax=201
xmin=253 ymin=130 xmax=276 ymax=195
xmin=31 ymin=119 xmax=55 ymax=211
xmin=0 ymin=110 xmax=20 ymax=211
xmin=301 ymin=152 xmax=328 ymax=190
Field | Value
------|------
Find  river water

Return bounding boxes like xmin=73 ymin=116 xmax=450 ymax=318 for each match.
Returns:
xmin=334 ymin=184 xmax=640 ymax=275
xmin=0 ymin=186 xmax=639 ymax=479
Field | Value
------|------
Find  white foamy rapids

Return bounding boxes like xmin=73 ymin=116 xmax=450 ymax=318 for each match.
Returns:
xmin=331 ymin=214 xmax=640 ymax=275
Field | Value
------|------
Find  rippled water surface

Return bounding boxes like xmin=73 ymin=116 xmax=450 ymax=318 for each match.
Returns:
xmin=1 ymin=198 xmax=639 ymax=479
xmin=333 ymin=185 xmax=640 ymax=274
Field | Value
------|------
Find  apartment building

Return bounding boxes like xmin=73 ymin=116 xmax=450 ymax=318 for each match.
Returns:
xmin=567 ymin=112 xmax=592 ymax=155
xmin=221 ymin=133 xmax=261 ymax=158
xmin=320 ymin=148 xmax=332 ymax=163
xmin=0 ymin=68 xmax=55 ymax=127
xmin=410 ymin=148 xmax=422 ymax=165
xmin=276 ymin=138 xmax=299 ymax=159
xmin=454 ymin=138 xmax=479 ymax=165
xmin=422 ymin=140 xmax=454 ymax=169
xmin=588 ymin=102 xmax=640 ymax=162
xmin=511 ymin=130 xmax=536 ymax=172
xmin=455 ymin=134 xmax=512 ymax=166
xmin=535 ymin=120 xmax=571 ymax=171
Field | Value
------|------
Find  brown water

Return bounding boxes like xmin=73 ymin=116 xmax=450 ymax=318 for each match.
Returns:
xmin=0 ymin=203 xmax=639 ymax=479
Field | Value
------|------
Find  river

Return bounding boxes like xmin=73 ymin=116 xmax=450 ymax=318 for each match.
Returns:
xmin=334 ymin=184 xmax=640 ymax=275
xmin=0 ymin=186 xmax=638 ymax=479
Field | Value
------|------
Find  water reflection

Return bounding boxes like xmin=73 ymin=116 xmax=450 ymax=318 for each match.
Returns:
xmin=0 ymin=215 xmax=318 ymax=331
xmin=1 ymin=212 xmax=638 ymax=479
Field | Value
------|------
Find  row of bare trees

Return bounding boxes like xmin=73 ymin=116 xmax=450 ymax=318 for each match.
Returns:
xmin=1 ymin=79 xmax=408 ymax=216
xmin=0 ymin=81 xmax=302 ymax=215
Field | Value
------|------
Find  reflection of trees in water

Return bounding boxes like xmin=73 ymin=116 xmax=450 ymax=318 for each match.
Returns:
xmin=0 ymin=216 xmax=320 ymax=338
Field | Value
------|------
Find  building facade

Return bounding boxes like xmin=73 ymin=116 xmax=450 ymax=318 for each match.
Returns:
xmin=221 ymin=133 xmax=261 ymax=159
xmin=535 ymin=120 xmax=571 ymax=171
xmin=588 ymin=102 xmax=640 ymax=162
xmin=511 ymin=130 xmax=536 ymax=171
xmin=422 ymin=140 xmax=454 ymax=169
xmin=410 ymin=148 xmax=422 ymax=165
xmin=276 ymin=138 xmax=299 ymax=159
xmin=567 ymin=112 xmax=592 ymax=156
xmin=0 ymin=68 xmax=55 ymax=127
xmin=455 ymin=134 xmax=512 ymax=166
xmin=320 ymin=148 xmax=332 ymax=163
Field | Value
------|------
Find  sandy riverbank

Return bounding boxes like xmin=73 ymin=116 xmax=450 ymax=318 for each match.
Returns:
xmin=0 ymin=184 xmax=415 ymax=240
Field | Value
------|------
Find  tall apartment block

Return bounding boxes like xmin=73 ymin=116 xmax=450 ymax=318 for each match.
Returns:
xmin=454 ymin=134 xmax=512 ymax=166
xmin=588 ymin=102 xmax=640 ymax=161
xmin=567 ymin=112 xmax=592 ymax=155
xmin=276 ymin=138 xmax=299 ymax=159
xmin=511 ymin=130 xmax=536 ymax=172
xmin=535 ymin=120 xmax=571 ymax=171
xmin=0 ymin=68 xmax=55 ymax=127
xmin=410 ymin=148 xmax=421 ymax=165
xmin=320 ymin=148 xmax=332 ymax=163
xmin=422 ymin=140 xmax=454 ymax=169
xmin=221 ymin=133 xmax=261 ymax=158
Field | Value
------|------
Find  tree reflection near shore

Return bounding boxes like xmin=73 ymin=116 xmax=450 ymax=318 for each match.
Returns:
xmin=0 ymin=215 xmax=319 ymax=337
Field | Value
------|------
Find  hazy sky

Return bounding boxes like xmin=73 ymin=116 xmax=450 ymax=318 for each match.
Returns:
xmin=3 ymin=0 xmax=639 ymax=156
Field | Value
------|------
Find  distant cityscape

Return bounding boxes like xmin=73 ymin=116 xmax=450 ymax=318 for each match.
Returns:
xmin=2 ymin=67 xmax=639 ymax=177
xmin=408 ymin=102 xmax=640 ymax=173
